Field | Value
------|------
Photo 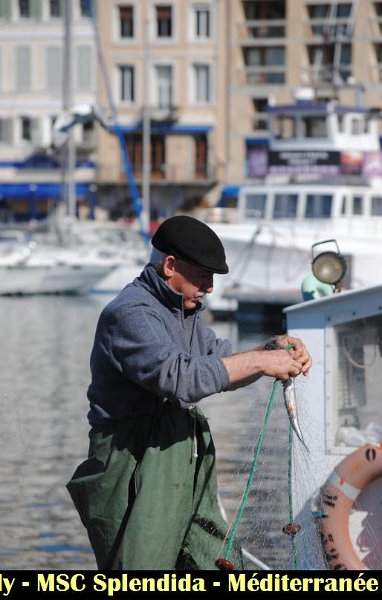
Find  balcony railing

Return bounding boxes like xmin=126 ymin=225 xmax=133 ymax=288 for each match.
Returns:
xmin=121 ymin=162 xmax=216 ymax=183
xmin=237 ymin=19 xmax=286 ymax=42
xmin=237 ymin=65 xmax=286 ymax=86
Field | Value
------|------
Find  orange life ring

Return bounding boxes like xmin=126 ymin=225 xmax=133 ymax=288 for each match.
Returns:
xmin=319 ymin=442 xmax=382 ymax=570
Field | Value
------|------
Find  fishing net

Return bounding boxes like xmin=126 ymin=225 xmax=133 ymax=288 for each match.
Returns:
xmin=203 ymin=319 xmax=382 ymax=571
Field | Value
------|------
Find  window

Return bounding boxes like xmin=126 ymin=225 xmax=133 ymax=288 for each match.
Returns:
xmin=49 ymin=0 xmax=62 ymax=17
xmin=156 ymin=5 xmax=172 ymax=37
xmin=305 ymin=194 xmax=332 ymax=218
xmin=119 ymin=65 xmax=135 ymax=102
xmin=155 ymin=65 xmax=173 ymax=108
xmin=333 ymin=314 xmax=382 ymax=447
xmin=19 ymin=0 xmax=31 ymax=18
xmin=0 ymin=118 xmax=13 ymax=144
xmin=273 ymin=193 xmax=298 ymax=219
xmin=245 ymin=194 xmax=267 ymax=219
xmin=244 ymin=1 xmax=285 ymax=20
xmin=0 ymin=0 xmax=12 ymax=19
xmin=193 ymin=64 xmax=211 ymax=103
xmin=301 ymin=116 xmax=327 ymax=138
xmin=125 ymin=134 xmax=165 ymax=179
xmin=79 ymin=0 xmax=89 ymax=17
xmin=81 ymin=121 xmax=95 ymax=146
xmin=194 ymin=5 xmax=210 ymax=38
xmin=20 ymin=116 xmax=38 ymax=143
xmin=352 ymin=196 xmax=363 ymax=215
xmin=119 ymin=5 xmax=134 ymax=38
xmin=16 ymin=46 xmax=31 ymax=92
xmin=45 ymin=46 xmax=62 ymax=93
xmin=371 ymin=196 xmax=382 ymax=216
xmin=244 ymin=46 xmax=285 ymax=84
xmin=195 ymin=135 xmax=208 ymax=178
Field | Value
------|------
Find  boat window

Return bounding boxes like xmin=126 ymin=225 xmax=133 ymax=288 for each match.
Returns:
xmin=341 ymin=195 xmax=346 ymax=215
xmin=333 ymin=315 xmax=382 ymax=449
xmin=371 ymin=196 xmax=382 ymax=216
xmin=245 ymin=194 xmax=266 ymax=219
xmin=301 ymin=116 xmax=327 ymax=138
xmin=305 ymin=194 xmax=332 ymax=218
xmin=352 ymin=196 xmax=363 ymax=215
xmin=350 ymin=118 xmax=366 ymax=135
xmin=272 ymin=115 xmax=296 ymax=140
xmin=273 ymin=194 xmax=297 ymax=219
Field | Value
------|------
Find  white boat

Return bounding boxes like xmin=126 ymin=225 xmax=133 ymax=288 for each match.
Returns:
xmin=0 ymin=229 xmax=118 ymax=295
xmin=283 ymin=281 xmax=382 ymax=570
xmin=202 ymin=94 xmax=382 ymax=315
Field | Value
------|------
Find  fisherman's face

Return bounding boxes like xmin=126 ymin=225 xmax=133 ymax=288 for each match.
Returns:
xmin=168 ymin=257 xmax=214 ymax=309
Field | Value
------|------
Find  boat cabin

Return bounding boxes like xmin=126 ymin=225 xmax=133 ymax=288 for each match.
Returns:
xmin=284 ymin=286 xmax=382 ymax=569
xmin=267 ymin=102 xmax=381 ymax=153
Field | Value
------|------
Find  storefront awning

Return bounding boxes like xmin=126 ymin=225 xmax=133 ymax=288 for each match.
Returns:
xmin=0 ymin=182 xmax=91 ymax=200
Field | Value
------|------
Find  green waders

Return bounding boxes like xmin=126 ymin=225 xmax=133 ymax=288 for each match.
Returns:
xmin=67 ymin=403 xmax=243 ymax=570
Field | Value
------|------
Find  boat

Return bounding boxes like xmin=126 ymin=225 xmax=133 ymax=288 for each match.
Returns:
xmin=201 ymin=91 xmax=382 ymax=317
xmin=0 ymin=228 xmax=118 ymax=296
xmin=281 ymin=277 xmax=382 ymax=570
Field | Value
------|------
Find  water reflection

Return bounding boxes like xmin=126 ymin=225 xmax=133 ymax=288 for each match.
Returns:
xmin=0 ymin=295 xmax=290 ymax=569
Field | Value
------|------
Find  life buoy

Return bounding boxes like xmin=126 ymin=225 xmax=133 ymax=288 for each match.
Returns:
xmin=319 ymin=443 xmax=382 ymax=570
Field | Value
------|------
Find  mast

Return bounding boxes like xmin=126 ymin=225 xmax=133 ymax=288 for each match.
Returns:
xmin=142 ymin=7 xmax=151 ymax=233
xmin=62 ymin=0 xmax=76 ymax=222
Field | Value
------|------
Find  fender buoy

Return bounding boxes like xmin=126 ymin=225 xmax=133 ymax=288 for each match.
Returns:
xmin=319 ymin=443 xmax=382 ymax=570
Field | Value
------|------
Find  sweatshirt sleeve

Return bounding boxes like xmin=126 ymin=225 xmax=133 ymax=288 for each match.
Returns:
xmin=105 ymin=305 xmax=231 ymax=404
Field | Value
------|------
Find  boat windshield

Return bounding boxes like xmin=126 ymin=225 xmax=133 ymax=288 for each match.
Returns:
xmin=305 ymin=194 xmax=332 ymax=218
xmin=245 ymin=193 xmax=266 ymax=219
xmin=273 ymin=193 xmax=298 ymax=218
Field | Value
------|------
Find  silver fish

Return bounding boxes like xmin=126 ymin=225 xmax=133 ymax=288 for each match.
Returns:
xmin=282 ymin=378 xmax=309 ymax=452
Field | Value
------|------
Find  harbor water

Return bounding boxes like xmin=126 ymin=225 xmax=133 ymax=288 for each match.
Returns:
xmin=0 ymin=294 xmax=296 ymax=570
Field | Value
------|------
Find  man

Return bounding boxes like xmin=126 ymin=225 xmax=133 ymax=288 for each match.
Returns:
xmin=67 ymin=215 xmax=311 ymax=570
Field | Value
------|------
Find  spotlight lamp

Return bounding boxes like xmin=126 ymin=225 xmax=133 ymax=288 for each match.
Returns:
xmin=311 ymin=239 xmax=347 ymax=288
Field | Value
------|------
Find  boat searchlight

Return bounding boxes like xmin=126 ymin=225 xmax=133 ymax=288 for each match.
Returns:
xmin=311 ymin=239 xmax=347 ymax=288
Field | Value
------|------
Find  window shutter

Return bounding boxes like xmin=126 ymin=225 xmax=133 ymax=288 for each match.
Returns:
xmin=16 ymin=46 xmax=31 ymax=91
xmin=0 ymin=0 xmax=12 ymax=19
xmin=0 ymin=118 xmax=13 ymax=143
xmin=46 ymin=46 xmax=62 ymax=92
xmin=31 ymin=0 xmax=42 ymax=19
xmin=76 ymin=45 xmax=93 ymax=91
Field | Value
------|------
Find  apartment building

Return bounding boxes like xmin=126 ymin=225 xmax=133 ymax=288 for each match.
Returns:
xmin=95 ymin=0 xmax=382 ymax=219
xmin=0 ymin=0 xmax=96 ymax=222
xmin=2 ymin=1 xmax=382 ymax=222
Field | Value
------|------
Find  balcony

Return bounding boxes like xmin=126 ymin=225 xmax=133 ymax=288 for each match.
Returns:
xmin=140 ymin=105 xmax=179 ymax=124
xmin=237 ymin=19 xmax=286 ymax=43
xmin=237 ymin=65 xmax=285 ymax=86
xmin=303 ymin=18 xmax=354 ymax=42
xmin=121 ymin=162 xmax=217 ymax=184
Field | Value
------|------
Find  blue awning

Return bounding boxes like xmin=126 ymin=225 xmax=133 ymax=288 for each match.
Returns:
xmin=245 ymin=137 xmax=269 ymax=146
xmin=0 ymin=182 xmax=91 ymax=200
xmin=216 ymin=185 xmax=241 ymax=207
xmin=116 ymin=123 xmax=212 ymax=135
xmin=221 ymin=185 xmax=240 ymax=197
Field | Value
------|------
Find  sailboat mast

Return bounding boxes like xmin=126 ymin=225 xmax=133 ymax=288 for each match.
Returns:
xmin=63 ymin=0 xmax=76 ymax=221
xmin=142 ymin=11 xmax=151 ymax=233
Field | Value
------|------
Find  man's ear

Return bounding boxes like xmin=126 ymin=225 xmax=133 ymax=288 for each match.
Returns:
xmin=162 ymin=255 xmax=176 ymax=279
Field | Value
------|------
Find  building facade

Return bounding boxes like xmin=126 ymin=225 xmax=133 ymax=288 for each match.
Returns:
xmin=1 ymin=1 xmax=382 ymax=222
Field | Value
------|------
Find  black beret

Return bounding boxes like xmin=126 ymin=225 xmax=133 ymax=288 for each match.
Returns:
xmin=151 ymin=215 xmax=229 ymax=274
